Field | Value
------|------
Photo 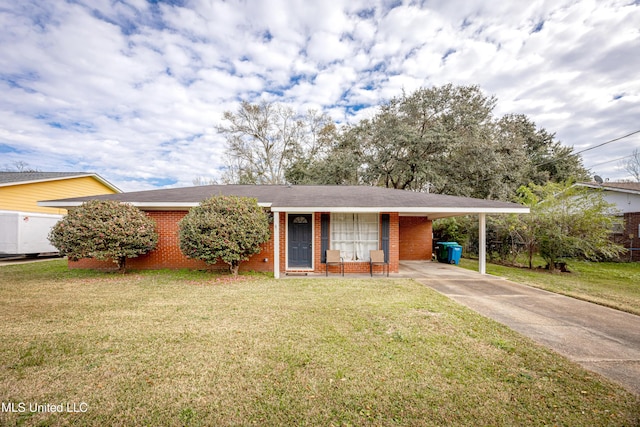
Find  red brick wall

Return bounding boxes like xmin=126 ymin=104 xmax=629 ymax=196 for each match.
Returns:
xmin=624 ymin=212 xmax=640 ymax=261
xmin=398 ymin=216 xmax=432 ymax=260
xmin=312 ymin=212 xmax=323 ymax=273
xmin=69 ymin=210 xmax=274 ymax=272
xmin=387 ymin=212 xmax=400 ymax=273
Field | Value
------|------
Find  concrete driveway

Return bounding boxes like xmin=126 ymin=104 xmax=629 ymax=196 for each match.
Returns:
xmin=400 ymin=261 xmax=640 ymax=396
xmin=0 ymin=255 xmax=61 ymax=266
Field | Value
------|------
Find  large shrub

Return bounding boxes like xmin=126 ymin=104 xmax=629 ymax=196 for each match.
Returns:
xmin=514 ymin=182 xmax=625 ymax=271
xmin=49 ymin=200 xmax=158 ymax=273
xmin=178 ymin=195 xmax=271 ymax=275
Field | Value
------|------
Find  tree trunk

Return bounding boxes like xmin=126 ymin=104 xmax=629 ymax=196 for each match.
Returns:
xmin=117 ymin=257 xmax=127 ymax=274
xmin=546 ymin=260 xmax=556 ymax=273
xmin=230 ymin=262 xmax=240 ymax=276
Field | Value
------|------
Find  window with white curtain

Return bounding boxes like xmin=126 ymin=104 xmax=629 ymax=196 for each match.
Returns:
xmin=330 ymin=213 xmax=379 ymax=261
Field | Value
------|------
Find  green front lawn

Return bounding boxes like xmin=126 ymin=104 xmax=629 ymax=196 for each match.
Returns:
xmin=459 ymin=258 xmax=640 ymax=316
xmin=1 ymin=260 xmax=638 ymax=426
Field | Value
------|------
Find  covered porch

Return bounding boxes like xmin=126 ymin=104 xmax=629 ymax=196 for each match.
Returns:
xmin=272 ymin=209 xmax=508 ymax=278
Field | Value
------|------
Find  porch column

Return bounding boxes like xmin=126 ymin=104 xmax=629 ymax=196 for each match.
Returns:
xmin=479 ymin=213 xmax=486 ymax=275
xmin=273 ymin=211 xmax=280 ymax=279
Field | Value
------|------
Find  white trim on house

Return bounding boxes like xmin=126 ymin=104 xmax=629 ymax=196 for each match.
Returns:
xmin=576 ymin=183 xmax=640 ymax=196
xmin=479 ymin=213 xmax=487 ymax=275
xmin=273 ymin=212 xmax=280 ymax=279
xmin=41 ymin=202 xmax=528 ymax=218
xmin=271 ymin=206 xmax=528 ymax=215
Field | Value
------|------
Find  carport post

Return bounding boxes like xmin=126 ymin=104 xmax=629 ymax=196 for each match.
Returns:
xmin=479 ymin=213 xmax=486 ymax=275
xmin=273 ymin=211 xmax=280 ymax=279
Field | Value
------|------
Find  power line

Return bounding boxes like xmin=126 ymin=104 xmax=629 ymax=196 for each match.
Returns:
xmin=535 ymin=129 xmax=640 ymax=168
xmin=573 ymin=129 xmax=640 ymax=156
xmin=586 ymin=153 xmax=635 ymax=169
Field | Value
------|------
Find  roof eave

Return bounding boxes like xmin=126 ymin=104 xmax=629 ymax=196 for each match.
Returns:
xmin=38 ymin=201 xmax=273 ymax=210
xmin=575 ymin=183 xmax=640 ymax=196
xmin=91 ymin=174 xmax=122 ymax=193
xmin=270 ymin=206 xmax=530 ymax=214
xmin=1 ymin=173 xmax=122 ymax=193
xmin=39 ymin=200 xmax=529 ymax=215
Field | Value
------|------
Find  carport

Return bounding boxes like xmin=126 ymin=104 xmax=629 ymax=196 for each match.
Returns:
xmin=405 ymin=210 xmax=497 ymax=276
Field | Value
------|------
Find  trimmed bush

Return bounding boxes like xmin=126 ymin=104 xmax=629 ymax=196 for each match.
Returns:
xmin=49 ymin=200 xmax=158 ymax=273
xmin=178 ymin=195 xmax=270 ymax=275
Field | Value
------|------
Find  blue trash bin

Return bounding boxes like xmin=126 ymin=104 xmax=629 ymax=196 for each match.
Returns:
xmin=436 ymin=242 xmax=458 ymax=263
xmin=447 ymin=245 xmax=462 ymax=265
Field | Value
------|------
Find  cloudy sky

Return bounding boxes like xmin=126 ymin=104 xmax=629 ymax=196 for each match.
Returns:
xmin=1 ymin=0 xmax=639 ymax=191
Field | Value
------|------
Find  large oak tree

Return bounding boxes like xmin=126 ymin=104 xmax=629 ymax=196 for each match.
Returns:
xmin=279 ymin=84 xmax=589 ymax=200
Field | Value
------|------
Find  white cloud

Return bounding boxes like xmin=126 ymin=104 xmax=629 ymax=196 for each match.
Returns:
xmin=306 ymin=31 xmax=353 ymax=65
xmin=0 ymin=0 xmax=638 ymax=188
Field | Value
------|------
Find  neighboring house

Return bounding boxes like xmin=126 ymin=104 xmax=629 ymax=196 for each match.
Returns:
xmin=0 ymin=172 xmax=120 ymax=256
xmin=40 ymin=185 xmax=528 ymax=276
xmin=576 ymin=182 xmax=640 ymax=261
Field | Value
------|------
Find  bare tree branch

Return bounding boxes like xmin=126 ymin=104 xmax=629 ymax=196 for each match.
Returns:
xmin=622 ymin=149 xmax=640 ymax=182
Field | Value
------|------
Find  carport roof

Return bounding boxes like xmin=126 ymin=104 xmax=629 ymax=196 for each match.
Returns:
xmin=40 ymin=184 xmax=528 ymax=218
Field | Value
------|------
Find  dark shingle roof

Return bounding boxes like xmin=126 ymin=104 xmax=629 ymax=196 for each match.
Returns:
xmin=601 ymin=182 xmax=640 ymax=193
xmin=40 ymin=184 xmax=527 ymax=215
xmin=578 ymin=181 xmax=640 ymax=194
xmin=0 ymin=172 xmax=94 ymax=185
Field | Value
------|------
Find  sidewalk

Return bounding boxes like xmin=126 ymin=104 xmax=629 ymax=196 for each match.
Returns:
xmin=400 ymin=261 xmax=640 ymax=395
xmin=0 ymin=255 xmax=61 ymax=266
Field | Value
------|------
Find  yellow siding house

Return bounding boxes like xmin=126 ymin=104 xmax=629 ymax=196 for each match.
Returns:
xmin=0 ymin=172 xmax=120 ymax=215
xmin=0 ymin=172 xmax=120 ymax=255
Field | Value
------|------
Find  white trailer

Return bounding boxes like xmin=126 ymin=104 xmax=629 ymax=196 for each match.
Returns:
xmin=0 ymin=210 xmax=62 ymax=256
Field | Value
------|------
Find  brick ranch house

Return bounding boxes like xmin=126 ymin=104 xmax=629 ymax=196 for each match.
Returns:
xmin=40 ymin=185 xmax=529 ymax=277
xmin=576 ymin=182 xmax=640 ymax=262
